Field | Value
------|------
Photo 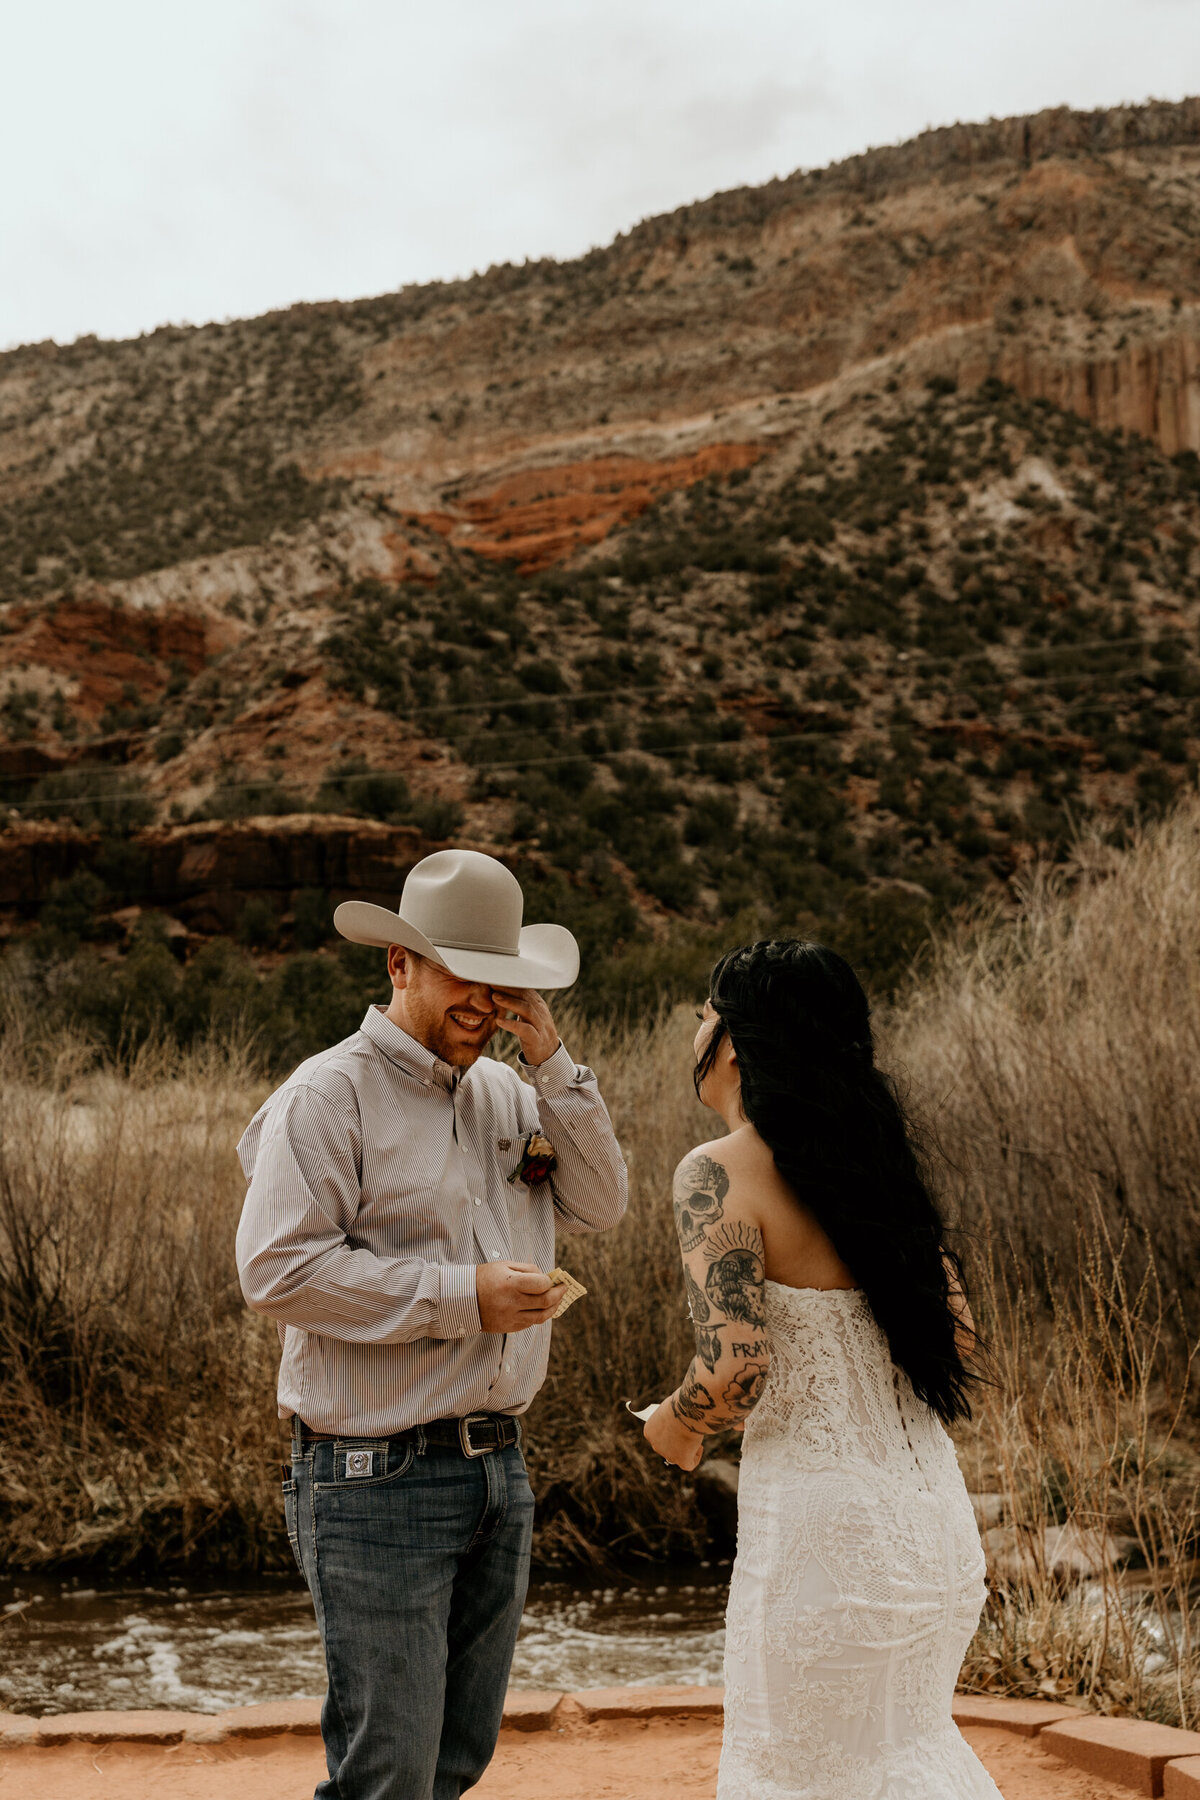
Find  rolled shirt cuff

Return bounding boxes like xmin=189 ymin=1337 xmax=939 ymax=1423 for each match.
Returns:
xmin=439 ymin=1262 xmax=483 ymax=1338
xmin=521 ymin=1039 xmax=578 ymax=1096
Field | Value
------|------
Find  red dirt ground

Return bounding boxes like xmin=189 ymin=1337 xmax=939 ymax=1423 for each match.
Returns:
xmin=0 ymin=1717 xmax=1140 ymax=1800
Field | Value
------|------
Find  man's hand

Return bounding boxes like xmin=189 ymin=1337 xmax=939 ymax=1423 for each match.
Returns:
xmin=490 ymin=987 xmax=560 ymax=1067
xmin=477 ymin=1261 xmax=565 ymax=1333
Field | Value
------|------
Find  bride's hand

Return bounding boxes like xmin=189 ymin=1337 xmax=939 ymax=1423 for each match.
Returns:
xmin=644 ymin=1397 xmax=704 ymax=1471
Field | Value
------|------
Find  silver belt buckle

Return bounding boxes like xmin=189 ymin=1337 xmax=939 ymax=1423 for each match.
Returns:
xmin=458 ymin=1413 xmax=493 ymax=1457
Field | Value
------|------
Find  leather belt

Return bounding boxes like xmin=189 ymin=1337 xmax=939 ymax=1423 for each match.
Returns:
xmin=295 ymin=1411 xmax=520 ymax=1459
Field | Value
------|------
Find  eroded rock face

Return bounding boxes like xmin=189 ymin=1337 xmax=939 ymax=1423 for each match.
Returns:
xmin=950 ymin=328 xmax=1200 ymax=457
xmin=0 ymin=815 xmax=435 ymax=933
xmin=0 ymin=597 xmax=227 ymax=727
xmin=0 ymin=819 xmax=93 ymax=911
xmin=417 ymin=444 xmax=764 ymax=574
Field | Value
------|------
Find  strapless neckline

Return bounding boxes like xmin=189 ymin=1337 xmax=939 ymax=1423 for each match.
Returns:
xmin=764 ymin=1278 xmax=864 ymax=1299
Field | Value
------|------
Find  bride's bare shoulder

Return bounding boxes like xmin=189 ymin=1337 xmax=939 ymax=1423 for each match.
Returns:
xmin=672 ymin=1143 xmax=724 ymax=1198
xmin=674 ymin=1130 xmax=764 ymax=1199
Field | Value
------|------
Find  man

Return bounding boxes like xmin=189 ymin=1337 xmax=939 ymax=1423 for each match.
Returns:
xmin=235 ymin=848 xmax=627 ymax=1800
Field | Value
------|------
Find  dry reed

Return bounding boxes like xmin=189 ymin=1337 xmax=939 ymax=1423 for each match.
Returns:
xmin=890 ymin=801 xmax=1200 ymax=1309
xmin=956 ymin=1221 xmax=1200 ymax=1725
xmin=0 ymin=1007 xmax=276 ymax=1568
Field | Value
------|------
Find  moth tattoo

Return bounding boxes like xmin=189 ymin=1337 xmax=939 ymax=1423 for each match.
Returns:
xmin=703 ymin=1221 xmax=767 ymax=1327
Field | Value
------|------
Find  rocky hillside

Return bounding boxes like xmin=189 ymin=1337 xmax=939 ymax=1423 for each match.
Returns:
xmin=4 ymin=97 xmax=1200 ymax=1032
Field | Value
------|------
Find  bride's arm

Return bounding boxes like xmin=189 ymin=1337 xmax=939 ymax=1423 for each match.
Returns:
xmin=644 ymin=1148 xmax=770 ymax=1469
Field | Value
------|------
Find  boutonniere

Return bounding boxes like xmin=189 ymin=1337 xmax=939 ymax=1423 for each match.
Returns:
xmin=509 ymin=1131 xmax=557 ymax=1185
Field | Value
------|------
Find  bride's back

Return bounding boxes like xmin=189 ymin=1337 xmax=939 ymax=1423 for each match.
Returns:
xmin=715 ymin=1124 xmax=962 ymax=1484
xmin=748 ymin=1281 xmax=962 ymax=1488
xmin=714 ymin=1121 xmax=859 ymax=1294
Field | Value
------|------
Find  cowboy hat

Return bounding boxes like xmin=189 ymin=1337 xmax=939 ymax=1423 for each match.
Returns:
xmin=333 ymin=849 xmax=579 ymax=989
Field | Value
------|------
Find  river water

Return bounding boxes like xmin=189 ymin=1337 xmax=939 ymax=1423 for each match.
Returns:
xmin=0 ymin=1568 xmax=730 ymax=1716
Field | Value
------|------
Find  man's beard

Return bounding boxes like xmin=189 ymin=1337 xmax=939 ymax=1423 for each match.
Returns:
xmin=424 ymin=1014 xmax=499 ymax=1067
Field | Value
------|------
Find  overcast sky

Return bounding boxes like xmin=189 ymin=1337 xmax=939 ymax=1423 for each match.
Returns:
xmin=3 ymin=0 xmax=1197 ymax=350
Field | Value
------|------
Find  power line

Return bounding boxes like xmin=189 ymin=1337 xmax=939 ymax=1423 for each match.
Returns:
xmin=2 ymin=638 xmax=1193 ymax=811
xmin=5 ymin=682 xmax=1192 ymax=809
xmin=5 ymin=688 xmax=1193 ymax=810
xmin=442 ymin=671 xmax=1185 ymax=748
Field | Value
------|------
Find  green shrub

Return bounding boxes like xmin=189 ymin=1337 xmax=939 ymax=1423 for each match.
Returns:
xmin=780 ymin=774 xmax=846 ymax=832
xmin=238 ymin=897 xmax=281 ymax=950
xmin=293 ymin=888 xmax=332 ymax=950
xmin=683 ymin=794 xmax=738 ymax=845
xmin=409 ymin=797 xmax=465 ymax=838
xmin=516 ymin=659 xmax=569 ymax=694
xmin=315 ymin=760 xmax=410 ymax=821
xmin=825 ymin=886 xmax=933 ymax=998
xmin=27 ymin=769 xmax=155 ymax=834
xmin=37 ymin=871 xmax=112 ymax=944
xmin=205 ymin=778 xmax=298 ymax=819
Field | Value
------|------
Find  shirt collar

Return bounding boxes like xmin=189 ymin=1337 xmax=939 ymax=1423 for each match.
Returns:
xmin=360 ymin=1006 xmax=459 ymax=1092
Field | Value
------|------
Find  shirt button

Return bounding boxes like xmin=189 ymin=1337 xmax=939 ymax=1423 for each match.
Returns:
xmin=492 ymin=1250 xmax=502 ymax=1258
xmin=473 ymin=1197 xmax=482 ymax=1206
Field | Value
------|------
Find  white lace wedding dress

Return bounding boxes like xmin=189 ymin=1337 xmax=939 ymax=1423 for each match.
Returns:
xmin=717 ymin=1282 xmax=1001 ymax=1800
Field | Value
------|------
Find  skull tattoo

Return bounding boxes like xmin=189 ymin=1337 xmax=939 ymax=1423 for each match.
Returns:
xmin=672 ymin=1153 xmax=730 ymax=1253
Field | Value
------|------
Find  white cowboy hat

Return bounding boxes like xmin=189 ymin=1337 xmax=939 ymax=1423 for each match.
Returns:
xmin=333 ymin=849 xmax=579 ymax=989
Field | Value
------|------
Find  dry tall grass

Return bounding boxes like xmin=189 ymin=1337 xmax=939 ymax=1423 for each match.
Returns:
xmin=3 ymin=800 xmax=1200 ymax=1721
xmin=889 ymin=795 xmax=1200 ymax=1725
xmin=957 ymin=1226 xmax=1200 ymax=1726
xmin=890 ymin=801 xmax=1200 ymax=1309
xmin=0 ymin=1015 xmax=276 ymax=1568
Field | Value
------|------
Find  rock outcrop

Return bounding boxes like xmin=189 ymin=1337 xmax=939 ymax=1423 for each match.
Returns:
xmin=0 ymin=815 xmax=435 ymax=935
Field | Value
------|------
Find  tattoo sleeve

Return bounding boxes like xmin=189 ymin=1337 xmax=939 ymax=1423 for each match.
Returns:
xmin=669 ymin=1151 xmax=770 ymax=1432
xmin=672 ymin=1366 xmax=717 ymax=1427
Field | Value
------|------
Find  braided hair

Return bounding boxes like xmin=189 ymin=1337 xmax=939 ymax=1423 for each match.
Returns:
xmin=695 ymin=938 xmax=973 ymax=1425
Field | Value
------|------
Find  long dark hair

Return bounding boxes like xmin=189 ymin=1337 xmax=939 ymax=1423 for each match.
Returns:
xmin=696 ymin=938 xmax=974 ymax=1425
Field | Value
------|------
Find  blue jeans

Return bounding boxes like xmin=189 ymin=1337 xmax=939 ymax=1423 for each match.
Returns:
xmin=285 ymin=1427 xmax=535 ymax=1800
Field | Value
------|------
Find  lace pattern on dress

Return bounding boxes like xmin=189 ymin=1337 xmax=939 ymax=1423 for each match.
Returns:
xmin=716 ymin=1282 xmax=999 ymax=1800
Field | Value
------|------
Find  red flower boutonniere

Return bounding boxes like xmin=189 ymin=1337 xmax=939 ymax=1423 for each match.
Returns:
xmin=509 ymin=1131 xmax=557 ymax=1185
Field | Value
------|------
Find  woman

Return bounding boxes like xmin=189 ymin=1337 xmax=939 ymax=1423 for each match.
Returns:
xmin=645 ymin=939 xmax=1000 ymax=1800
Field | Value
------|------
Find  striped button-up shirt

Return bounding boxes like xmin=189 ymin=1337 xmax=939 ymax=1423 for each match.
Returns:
xmin=234 ymin=1006 xmax=627 ymax=1436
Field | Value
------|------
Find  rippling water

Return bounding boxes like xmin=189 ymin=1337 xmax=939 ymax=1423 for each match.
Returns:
xmin=0 ymin=1569 xmax=730 ymax=1716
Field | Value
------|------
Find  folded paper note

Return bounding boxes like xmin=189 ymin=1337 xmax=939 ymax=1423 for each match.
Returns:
xmin=624 ymin=1399 xmax=666 ymax=1423
xmin=545 ymin=1266 xmax=587 ymax=1318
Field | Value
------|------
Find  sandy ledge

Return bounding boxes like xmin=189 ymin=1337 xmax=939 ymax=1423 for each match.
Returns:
xmin=0 ymin=1690 xmax=1190 ymax=1800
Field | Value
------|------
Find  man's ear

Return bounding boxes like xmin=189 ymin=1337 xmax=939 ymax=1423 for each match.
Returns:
xmin=387 ymin=944 xmax=413 ymax=990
